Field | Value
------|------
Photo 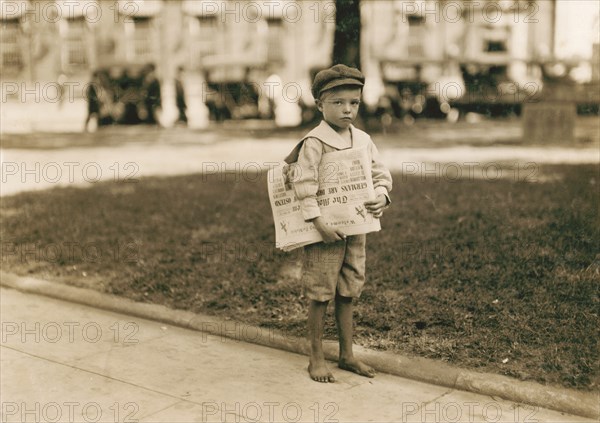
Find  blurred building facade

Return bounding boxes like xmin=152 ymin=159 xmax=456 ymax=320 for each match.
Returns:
xmin=1 ymin=0 xmax=598 ymax=132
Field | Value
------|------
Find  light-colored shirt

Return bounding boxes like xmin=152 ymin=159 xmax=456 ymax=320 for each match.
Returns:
xmin=284 ymin=120 xmax=393 ymax=222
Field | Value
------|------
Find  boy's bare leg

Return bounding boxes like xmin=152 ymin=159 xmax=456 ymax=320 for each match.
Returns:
xmin=335 ymin=294 xmax=376 ymax=378
xmin=308 ymin=300 xmax=335 ymax=383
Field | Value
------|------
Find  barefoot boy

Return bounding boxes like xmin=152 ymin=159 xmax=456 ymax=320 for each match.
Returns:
xmin=284 ymin=64 xmax=392 ymax=382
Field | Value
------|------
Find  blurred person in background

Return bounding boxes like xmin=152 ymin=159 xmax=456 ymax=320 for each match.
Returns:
xmin=174 ymin=66 xmax=188 ymax=126
xmin=108 ymin=66 xmax=126 ymax=123
xmin=84 ymin=71 xmax=101 ymax=132
xmin=142 ymin=63 xmax=162 ymax=125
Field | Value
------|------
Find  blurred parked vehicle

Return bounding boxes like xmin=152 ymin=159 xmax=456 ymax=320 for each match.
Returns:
xmin=84 ymin=63 xmax=161 ymax=127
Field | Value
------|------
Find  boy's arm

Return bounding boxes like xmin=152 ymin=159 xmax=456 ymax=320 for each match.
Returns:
xmin=364 ymin=141 xmax=392 ymax=217
xmin=369 ymin=140 xmax=393 ymax=206
xmin=290 ymin=137 xmax=323 ymax=221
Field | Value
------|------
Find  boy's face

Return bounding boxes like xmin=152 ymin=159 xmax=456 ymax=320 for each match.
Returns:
xmin=316 ymin=87 xmax=361 ymax=130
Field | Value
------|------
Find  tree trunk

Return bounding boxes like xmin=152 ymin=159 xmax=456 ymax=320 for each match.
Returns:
xmin=333 ymin=0 xmax=361 ymax=68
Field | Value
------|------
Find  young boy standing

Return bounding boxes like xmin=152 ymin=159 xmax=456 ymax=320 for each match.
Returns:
xmin=284 ymin=64 xmax=393 ymax=383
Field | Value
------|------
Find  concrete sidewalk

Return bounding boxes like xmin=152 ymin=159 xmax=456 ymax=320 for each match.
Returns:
xmin=1 ymin=287 xmax=594 ymax=423
xmin=2 ymin=136 xmax=599 ymax=197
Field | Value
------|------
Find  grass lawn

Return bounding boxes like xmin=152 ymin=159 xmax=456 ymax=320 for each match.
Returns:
xmin=1 ymin=165 xmax=598 ymax=391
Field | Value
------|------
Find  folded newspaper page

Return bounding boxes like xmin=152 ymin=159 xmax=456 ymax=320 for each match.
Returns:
xmin=268 ymin=147 xmax=381 ymax=252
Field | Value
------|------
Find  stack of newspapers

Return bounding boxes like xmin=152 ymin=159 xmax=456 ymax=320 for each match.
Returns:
xmin=268 ymin=147 xmax=380 ymax=252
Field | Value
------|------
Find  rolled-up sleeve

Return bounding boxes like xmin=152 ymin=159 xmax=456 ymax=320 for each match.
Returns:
xmin=369 ymin=141 xmax=393 ymax=205
xmin=290 ymin=138 xmax=323 ymax=221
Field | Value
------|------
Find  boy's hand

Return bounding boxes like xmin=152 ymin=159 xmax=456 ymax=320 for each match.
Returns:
xmin=312 ymin=217 xmax=346 ymax=243
xmin=364 ymin=194 xmax=388 ymax=218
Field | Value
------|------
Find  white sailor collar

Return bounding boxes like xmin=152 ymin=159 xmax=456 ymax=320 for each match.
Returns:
xmin=284 ymin=120 xmax=370 ymax=164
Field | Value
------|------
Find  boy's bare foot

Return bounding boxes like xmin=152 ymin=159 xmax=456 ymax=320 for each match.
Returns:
xmin=338 ymin=357 xmax=376 ymax=378
xmin=308 ymin=361 xmax=336 ymax=383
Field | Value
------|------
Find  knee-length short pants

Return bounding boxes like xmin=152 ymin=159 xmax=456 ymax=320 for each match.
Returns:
xmin=302 ymin=234 xmax=366 ymax=302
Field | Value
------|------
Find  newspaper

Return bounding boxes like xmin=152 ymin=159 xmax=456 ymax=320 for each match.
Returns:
xmin=268 ymin=147 xmax=380 ymax=252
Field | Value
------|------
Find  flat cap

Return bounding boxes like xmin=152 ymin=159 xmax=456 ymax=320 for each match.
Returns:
xmin=311 ymin=64 xmax=365 ymax=99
